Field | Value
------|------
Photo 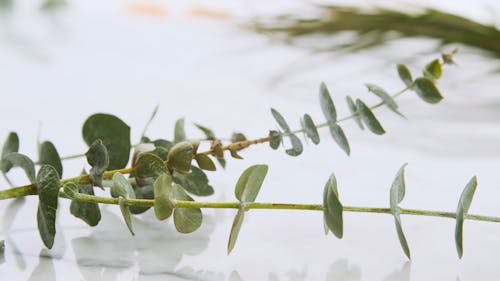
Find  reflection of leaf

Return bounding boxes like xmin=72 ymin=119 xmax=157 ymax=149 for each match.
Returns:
xmin=27 ymin=250 xmax=56 ymax=281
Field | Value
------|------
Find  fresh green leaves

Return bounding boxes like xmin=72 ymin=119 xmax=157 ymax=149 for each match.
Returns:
xmin=270 ymin=108 xmax=303 ymax=156
xmin=36 ymin=165 xmax=60 ymax=249
xmin=82 ymin=114 xmax=131 ymax=169
xmin=423 ymin=59 xmax=442 ymax=80
xmin=167 ymin=141 xmax=193 ymax=173
xmin=328 ymin=124 xmax=350 ymax=156
xmin=174 ymin=118 xmax=186 ymax=143
xmin=3 ymin=153 xmax=36 ymax=183
xmin=397 ymin=64 xmax=413 ymax=87
xmin=268 ymin=130 xmax=282 ymax=150
xmin=365 ymin=83 xmax=402 ymax=116
xmin=455 ymin=176 xmax=477 ymax=258
xmin=322 ymin=174 xmax=343 ymax=239
xmin=86 ymin=139 xmax=109 ymax=187
xmin=412 ymin=77 xmax=443 ymax=104
xmin=153 ymin=173 xmax=174 ymax=221
xmin=195 ymin=153 xmax=216 ymax=171
xmin=301 ymin=114 xmax=320 ymax=145
xmin=38 ymin=141 xmax=63 ymax=178
xmin=235 ymin=165 xmax=268 ymax=203
xmin=319 ymin=82 xmax=337 ymax=122
xmin=356 ymin=99 xmax=385 ymax=135
xmin=389 ymin=164 xmax=411 ymax=259
xmin=227 ymin=207 xmax=245 ymax=254
xmin=134 ymin=153 xmax=167 ymax=186
xmin=171 ymin=184 xmax=202 ymax=233
xmin=194 ymin=123 xmax=216 ymax=140
xmin=112 ymin=173 xmax=136 ymax=235
xmin=173 ymin=166 xmax=214 ymax=196
xmin=0 ymin=132 xmax=19 ymax=173
xmin=69 ymin=182 xmax=101 ymax=227
xmin=345 ymin=96 xmax=363 ymax=130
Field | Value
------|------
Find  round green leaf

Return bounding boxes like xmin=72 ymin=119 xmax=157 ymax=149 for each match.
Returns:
xmin=153 ymin=173 xmax=174 ymax=221
xmin=413 ymin=77 xmax=443 ymax=104
xmin=397 ymin=64 xmax=413 ymax=87
xmin=111 ymin=173 xmax=136 ymax=199
xmin=4 ymin=153 xmax=36 ymax=183
xmin=268 ymin=130 xmax=282 ymax=150
xmin=173 ymin=166 xmax=214 ymax=196
xmin=171 ymin=184 xmax=202 ymax=233
xmin=86 ymin=139 xmax=109 ymax=187
xmin=423 ymin=59 xmax=442 ymax=80
xmin=134 ymin=153 xmax=167 ymax=186
xmin=82 ymin=113 xmax=131 ymax=169
xmin=234 ymin=165 xmax=268 ymax=203
xmin=166 ymin=141 xmax=193 ymax=174
xmin=38 ymin=141 xmax=63 ymax=178
xmin=285 ymin=134 xmax=303 ymax=157
xmin=69 ymin=183 xmax=101 ymax=227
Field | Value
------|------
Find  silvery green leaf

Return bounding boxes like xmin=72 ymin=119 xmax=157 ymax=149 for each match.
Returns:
xmin=270 ymin=108 xmax=291 ymax=132
xmin=345 ymin=96 xmax=363 ymax=130
xmin=134 ymin=153 xmax=167 ymax=186
xmin=285 ymin=134 xmax=303 ymax=157
xmin=227 ymin=207 xmax=245 ymax=254
xmin=234 ymin=164 xmax=268 ymax=203
xmin=269 ymin=130 xmax=282 ymax=150
xmin=171 ymin=184 xmax=202 ymax=233
xmin=194 ymin=123 xmax=216 ymax=140
xmin=365 ymin=83 xmax=403 ymax=117
xmin=82 ymin=113 xmax=131 ymax=169
xmin=397 ymin=64 xmax=413 ymax=87
xmin=0 ymin=132 xmax=19 ymax=173
xmin=118 ymin=198 xmax=134 ymax=235
xmin=413 ymin=77 xmax=443 ymax=104
xmin=38 ymin=141 xmax=63 ymax=179
xmin=166 ymin=141 xmax=193 ymax=174
xmin=4 ymin=153 xmax=36 ymax=183
xmin=389 ymin=164 xmax=411 ymax=259
xmin=301 ymin=114 xmax=320 ymax=145
xmin=85 ymin=139 xmax=109 ymax=187
xmin=328 ymin=124 xmax=350 ymax=156
xmin=355 ymin=99 xmax=385 ymax=135
xmin=322 ymin=174 xmax=343 ymax=239
xmin=112 ymin=173 xmax=136 ymax=199
xmin=69 ymin=182 xmax=101 ymax=227
xmin=174 ymin=118 xmax=186 ymax=143
xmin=455 ymin=176 xmax=477 ymax=258
xmin=36 ymin=165 xmax=60 ymax=249
xmin=153 ymin=173 xmax=174 ymax=221
xmin=319 ymin=82 xmax=337 ymax=123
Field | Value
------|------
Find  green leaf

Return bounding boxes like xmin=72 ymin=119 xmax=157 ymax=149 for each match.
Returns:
xmin=172 ymin=184 xmax=202 ymax=233
xmin=455 ymin=176 xmax=477 ymax=259
xmin=216 ymin=158 xmax=226 ymax=169
xmin=231 ymin=133 xmax=247 ymax=143
xmin=153 ymin=173 xmax=174 ymax=221
xmin=195 ymin=154 xmax=216 ymax=171
xmin=270 ymin=108 xmax=291 ymax=132
xmin=345 ymin=96 xmax=364 ymax=130
xmin=111 ymin=173 xmax=136 ymax=199
xmin=173 ymin=118 xmax=186 ymax=143
xmin=1 ymin=132 xmax=19 ymax=173
xmin=319 ymin=82 xmax=337 ymax=122
xmin=194 ymin=123 xmax=216 ymax=140
xmin=38 ymin=141 xmax=63 ymax=178
xmin=322 ymin=174 xmax=343 ymax=239
xmin=134 ymin=153 xmax=167 ymax=186
xmin=234 ymin=164 xmax=268 ymax=203
xmin=129 ymin=185 xmax=153 ymax=214
xmin=365 ymin=83 xmax=403 ymax=116
xmin=328 ymin=124 xmax=350 ymax=156
xmin=301 ymin=114 xmax=320 ymax=145
xmin=4 ymin=153 xmax=36 ymax=183
xmin=140 ymin=104 xmax=159 ymax=140
xmin=227 ymin=207 xmax=245 ymax=255
xmin=268 ymin=130 xmax=282 ymax=150
xmin=413 ymin=77 xmax=443 ymax=104
xmin=389 ymin=164 xmax=411 ymax=259
xmin=355 ymin=99 xmax=385 ymax=135
xmin=69 ymin=183 xmax=101 ymax=227
xmin=82 ymin=113 xmax=131 ymax=170
xmin=166 ymin=141 xmax=193 ymax=174
xmin=173 ymin=166 xmax=214 ymax=196
xmin=118 ymin=198 xmax=134 ymax=235
xmin=285 ymin=134 xmax=303 ymax=157
xmin=36 ymin=165 xmax=60 ymax=249
xmin=397 ymin=64 xmax=413 ymax=87
xmin=63 ymin=182 xmax=78 ymax=199
xmin=85 ymin=139 xmax=109 ymax=187
xmin=423 ymin=59 xmax=442 ymax=80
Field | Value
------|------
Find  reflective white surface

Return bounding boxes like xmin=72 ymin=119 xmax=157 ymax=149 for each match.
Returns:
xmin=2 ymin=1 xmax=500 ymax=280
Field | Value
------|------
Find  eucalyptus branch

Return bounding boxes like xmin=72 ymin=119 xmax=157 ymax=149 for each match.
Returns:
xmin=1 ymin=52 xmax=481 ymax=261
